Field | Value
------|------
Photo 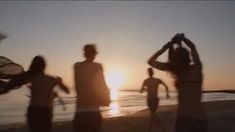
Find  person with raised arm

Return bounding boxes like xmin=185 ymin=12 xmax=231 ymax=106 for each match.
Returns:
xmin=148 ymin=33 xmax=207 ymax=132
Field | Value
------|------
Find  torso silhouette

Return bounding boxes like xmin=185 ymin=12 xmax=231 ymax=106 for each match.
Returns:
xmin=143 ymin=77 xmax=162 ymax=99
xmin=29 ymin=74 xmax=58 ymax=107
xmin=176 ymin=65 xmax=205 ymax=118
xmin=74 ymin=61 xmax=104 ymax=111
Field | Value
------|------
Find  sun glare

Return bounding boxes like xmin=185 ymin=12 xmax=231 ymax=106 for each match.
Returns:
xmin=107 ymin=71 xmax=125 ymax=90
xmin=108 ymin=102 xmax=120 ymax=116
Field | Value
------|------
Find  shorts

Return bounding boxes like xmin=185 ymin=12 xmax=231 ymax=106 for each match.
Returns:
xmin=73 ymin=111 xmax=102 ymax=132
xmin=147 ymin=97 xmax=159 ymax=113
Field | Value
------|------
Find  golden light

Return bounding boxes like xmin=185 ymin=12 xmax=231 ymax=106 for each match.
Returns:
xmin=105 ymin=67 xmax=128 ymax=117
xmin=108 ymin=102 xmax=120 ymax=116
xmin=110 ymin=89 xmax=118 ymax=100
xmin=106 ymin=71 xmax=125 ymax=90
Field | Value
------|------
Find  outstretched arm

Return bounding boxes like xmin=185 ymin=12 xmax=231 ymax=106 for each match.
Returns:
xmin=57 ymin=77 xmax=70 ymax=94
xmin=160 ymin=80 xmax=170 ymax=99
xmin=181 ymin=35 xmax=201 ymax=66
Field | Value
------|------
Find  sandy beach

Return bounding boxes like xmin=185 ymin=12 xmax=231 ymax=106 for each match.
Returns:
xmin=1 ymin=100 xmax=235 ymax=132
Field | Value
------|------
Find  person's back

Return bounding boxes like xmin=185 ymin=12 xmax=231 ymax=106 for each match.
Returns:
xmin=29 ymin=74 xmax=58 ymax=107
xmin=176 ymin=64 xmax=205 ymax=118
xmin=74 ymin=61 xmax=103 ymax=110
xmin=73 ymin=44 xmax=108 ymax=132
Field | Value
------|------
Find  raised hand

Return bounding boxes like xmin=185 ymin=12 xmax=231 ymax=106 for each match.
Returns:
xmin=171 ymin=33 xmax=182 ymax=44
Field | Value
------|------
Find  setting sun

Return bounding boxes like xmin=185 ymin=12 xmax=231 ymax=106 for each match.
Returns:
xmin=106 ymin=71 xmax=125 ymax=90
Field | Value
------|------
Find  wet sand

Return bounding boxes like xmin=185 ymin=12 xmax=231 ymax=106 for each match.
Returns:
xmin=1 ymin=100 xmax=235 ymax=132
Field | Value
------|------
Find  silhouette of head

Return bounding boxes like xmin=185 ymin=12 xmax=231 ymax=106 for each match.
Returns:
xmin=172 ymin=47 xmax=190 ymax=64
xmin=83 ymin=44 xmax=97 ymax=61
xmin=148 ymin=68 xmax=154 ymax=77
xmin=168 ymin=46 xmax=191 ymax=76
xmin=28 ymin=55 xmax=46 ymax=76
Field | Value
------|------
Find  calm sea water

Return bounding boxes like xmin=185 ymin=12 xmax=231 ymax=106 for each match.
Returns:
xmin=0 ymin=88 xmax=235 ymax=125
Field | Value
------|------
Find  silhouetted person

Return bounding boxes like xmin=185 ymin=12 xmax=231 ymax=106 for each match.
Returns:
xmin=26 ymin=91 xmax=67 ymax=111
xmin=3 ymin=55 xmax=70 ymax=132
xmin=73 ymin=44 xmax=110 ymax=132
xmin=140 ymin=67 xmax=169 ymax=132
xmin=148 ymin=33 xmax=207 ymax=132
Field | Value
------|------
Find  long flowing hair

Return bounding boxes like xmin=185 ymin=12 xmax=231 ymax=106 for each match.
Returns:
xmin=27 ymin=56 xmax=46 ymax=76
xmin=168 ymin=45 xmax=191 ymax=82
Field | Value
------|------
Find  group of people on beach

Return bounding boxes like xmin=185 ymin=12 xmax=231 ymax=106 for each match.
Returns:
xmin=140 ymin=33 xmax=207 ymax=132
xmin=0 ymin=32 xmax=207 ymax=132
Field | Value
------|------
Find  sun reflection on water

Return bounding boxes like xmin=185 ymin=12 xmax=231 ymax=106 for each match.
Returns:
xmin=110 ymin=89 xmax=118 ymax=100
xmin=108 ymin=89 xmax=121 ymax=116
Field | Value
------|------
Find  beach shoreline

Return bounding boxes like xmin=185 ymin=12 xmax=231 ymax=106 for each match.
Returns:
xmin=1 ymin=100 xmax=235 ymax=132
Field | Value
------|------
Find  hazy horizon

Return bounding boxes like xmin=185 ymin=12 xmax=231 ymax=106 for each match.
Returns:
xmin=0 ymin=1 xmax=235 ymax=91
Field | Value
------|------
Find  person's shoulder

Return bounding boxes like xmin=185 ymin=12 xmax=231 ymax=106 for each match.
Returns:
xmin=44 ymin=74 xmax=54 ymax=79
xmin=44 ymin=74 xmax=58 ymax=82
xmin=93 ymin=62 xmax=103 ymax=69
xmin=144 ymin=78 xmax=149 ymax=82
xmin=153 ymin=78 xmax=163 ymax=83
xmin=93 ymin=62 xmax=102 ymax=66
xmin=74 ymin=61 xmax=83 ymax=66
xmin=74 ymin=62 xmax=85 ymax=69
xmin=44 ymin=75 xmax=59 ymax=86
xmin=144 ymin=78 xmax=152 ymax=83
xmin=156 ymin=78 xmax=162 ymax=81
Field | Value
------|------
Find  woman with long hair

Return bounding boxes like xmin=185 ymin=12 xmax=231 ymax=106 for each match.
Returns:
xmin=148 ymin=34 xmax=207 ymax=132
xmin=5 ymin=55 xmax=70 ymax=132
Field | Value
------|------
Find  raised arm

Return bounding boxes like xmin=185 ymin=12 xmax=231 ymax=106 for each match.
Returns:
xmin=148 ymin=43 xmax=171 ymax=71
xmin=57 ymin=77 xmax=70 ymax=94
xmin=181 ymin=35 xmax=201 ymax=66
xmin=148 ymin=36 xmax=180 ymax=71
xmin=160 ymin=80 xmax=170 ymax=99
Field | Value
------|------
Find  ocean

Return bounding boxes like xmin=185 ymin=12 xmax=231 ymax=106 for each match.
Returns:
xmin=0 ymin=88 xmax=235 ymax=125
